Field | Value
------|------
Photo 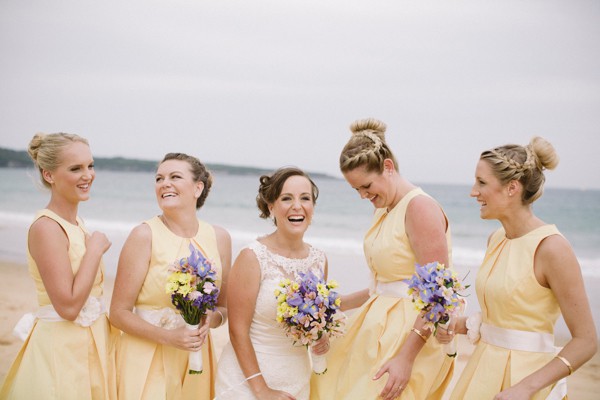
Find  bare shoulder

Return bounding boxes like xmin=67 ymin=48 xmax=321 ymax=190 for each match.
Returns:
xmin=536 ymin=233 xmax=579 ymax=274
xmin=29 ymin=215 xmax=64 ymax=237
xmin=127 ymin=222 xmax=152 ymax=243
xmin=212 ymin=224 xmax=232 ymax=242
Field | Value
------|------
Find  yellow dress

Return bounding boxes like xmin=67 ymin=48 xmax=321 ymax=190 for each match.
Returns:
xmin=115 ymin=216 xmax=221 ymax=400
xmin=0 ymin=209 xmax=116 ymax=400
xmin=450 ymin=225 xmax=564 ymax=400
xmin=311 ymin=188 xmax=454 ymax=399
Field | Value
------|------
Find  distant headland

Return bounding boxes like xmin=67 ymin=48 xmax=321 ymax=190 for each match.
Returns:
xmin=0 ymin=147 xmax=336 ymax=179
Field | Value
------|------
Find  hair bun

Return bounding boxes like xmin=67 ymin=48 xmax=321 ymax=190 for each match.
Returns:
xmin=350 ymin=118 xmax=387 ymax=136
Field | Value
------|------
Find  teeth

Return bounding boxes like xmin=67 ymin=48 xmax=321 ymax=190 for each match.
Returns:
xmin=162 ymin=193 xmax=176 ymax=198
xmin=288 ymin=216 xmax=305 ymax=222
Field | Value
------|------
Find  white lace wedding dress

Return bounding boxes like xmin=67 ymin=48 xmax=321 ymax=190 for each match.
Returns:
xmin=215 ymin=240 xmax=326 ymax=400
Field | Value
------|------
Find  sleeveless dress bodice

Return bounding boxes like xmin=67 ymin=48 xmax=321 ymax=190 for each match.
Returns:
xmin=451 ymin=224 xmax=565 ymax=400
xmin=1 ymin=209 xmax=115 ymax=400
xmin=116 ymin=216 xmax=222 ymax=400
xmin=311 ymin=188 xmax=454 ymax=399
xmin=215 ymin=240 xmax=326 ymax=400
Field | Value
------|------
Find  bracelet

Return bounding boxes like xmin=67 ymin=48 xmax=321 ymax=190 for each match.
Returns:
xmin=411 ymin=327 xmax=428 ymax=342
xmin=555 ymin=355 xmax=574 ymax=376
xmin=215 ymin=308 xmax=226 ymax=328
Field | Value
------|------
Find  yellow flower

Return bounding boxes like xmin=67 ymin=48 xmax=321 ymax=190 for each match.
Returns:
xmin=274 ymin=289 xmax=281 ymax=297
xmin=165 ymin=282 xmax=179 ymax=294
xmin=288 ymin=307 xmax=299 ymax=316
xmin=279 ymin=278 xmax=291 ymax=288
xmin=178 ymin=273 xmax=192 ymax=285
xmin=177 ymin=283 xmax=192 ymax=296
xmin=327 ymin=280 xmax=339 ymax=289
xmin=291 ymin=282 xmax=300 ymax=291
xmin=335 ymin=298 xmax=342 ymax=307
xmin=168 ymin=272 xmax=182 ymax=283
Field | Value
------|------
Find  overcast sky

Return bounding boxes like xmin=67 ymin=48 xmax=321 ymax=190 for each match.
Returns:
xmin=1 ymin=0 xmax=599 ymax=189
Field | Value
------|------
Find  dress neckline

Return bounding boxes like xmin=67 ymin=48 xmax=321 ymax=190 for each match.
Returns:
xmin=254 ymin=239 xmax=314 ymax=261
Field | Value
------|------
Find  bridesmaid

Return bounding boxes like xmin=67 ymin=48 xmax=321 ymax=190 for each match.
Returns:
xmin=311 ymin=118 xmax=454 ymax=400
xmin=437 ymin=137 xmax=597 ymax=399
xmin=109 ymin=152 xmax=232 ymax=399
xmin=0 ymin=133 xmax=115 ymax=399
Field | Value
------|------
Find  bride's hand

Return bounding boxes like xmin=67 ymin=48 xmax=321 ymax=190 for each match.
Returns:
xmin=311 ymin=334 xmax=330 ymax=356
xmin=255 ymin=386 xmax=296 ymax=400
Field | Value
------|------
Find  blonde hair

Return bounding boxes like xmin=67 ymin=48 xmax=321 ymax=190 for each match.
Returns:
xmin=480 ymin=136 xmax=559 ymax=204
xmin=27 ymin=132 xmax=89 ymax=189
xmin=339 ymin=118 xmax=398 ymax=173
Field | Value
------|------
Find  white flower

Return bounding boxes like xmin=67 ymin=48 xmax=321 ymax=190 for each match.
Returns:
xmin=74 ymin=297 xmax=104 ymax=327
xmin=466 ymin=312 xmax=482 ymax=344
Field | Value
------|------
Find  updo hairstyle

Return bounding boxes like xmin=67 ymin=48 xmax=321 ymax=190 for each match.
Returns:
xmin=480 ymin=136 xmax=559 ymax=204
xmin=339 ymin=118 xmax=398 ymax=173
xmin=27 ymin=132 xmax=89 ymax=189
xmin=256 ymin=167 xmax=319 ymax=220
xmin=160 ymin=153 xmax=213 ymax=209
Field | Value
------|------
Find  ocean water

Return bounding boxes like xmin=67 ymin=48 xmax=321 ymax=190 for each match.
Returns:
xmin=0 ymin=167 xmax=599 ymax=284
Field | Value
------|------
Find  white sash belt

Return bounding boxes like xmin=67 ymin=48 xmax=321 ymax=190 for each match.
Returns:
xmin=480 ymin=322 xmax=567 ymax=400
xmin=135 ymin=307 xmax=185 ymax=330
xmin=481 ymin=322 xmax=555 ymax=353
xmin=369 ymin=279 xmax=410 ymax=298
xmin=13 ymin=297 xmax=106 ymax=341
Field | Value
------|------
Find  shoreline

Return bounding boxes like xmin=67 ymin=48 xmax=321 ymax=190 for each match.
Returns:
xmin=1 ymin=260 xmax=598 ymax=398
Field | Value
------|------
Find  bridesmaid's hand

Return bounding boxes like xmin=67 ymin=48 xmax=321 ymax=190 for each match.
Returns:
xmin=311 ymin=334 xmax=330 ymax=356
xmin=435 ymin=318 xmax=457 ymax=345
xmin=494 ymin=384 xmax=535 ymax=400
xmin=198 ymin=315 xmax=210 ymax=344
xmin=373 ymin=355 xmax=412 ymax=400
xmin=85 ymin=231 xmax=112 ymax=256
xmin=166 ymin=325 xmax=203 ymax=352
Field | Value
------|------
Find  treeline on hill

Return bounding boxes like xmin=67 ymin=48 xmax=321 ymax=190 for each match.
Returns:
xmin=0 ymin=147 xmax=333 ymax=178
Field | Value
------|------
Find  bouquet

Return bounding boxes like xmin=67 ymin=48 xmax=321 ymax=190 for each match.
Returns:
xmin=165 ymin=243 xmax=220 ymax=374
xmin=405 ymin=261 xmax=468 ymax=357
xmin=275 ymin=271 xmax=346 ymax=374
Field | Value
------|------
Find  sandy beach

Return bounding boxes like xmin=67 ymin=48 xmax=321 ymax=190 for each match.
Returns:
xmin=1 ymin=260 xmax=598 ymax=398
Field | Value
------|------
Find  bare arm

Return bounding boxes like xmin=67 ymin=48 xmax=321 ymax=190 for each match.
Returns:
xmin=227 ymin=249 xmax=295 ymax=399
xmin=495 ymin=235 xmax=598 ymax=399
xmin=109 ymin=224 xmax=201 ymax=351
xmin=207 ymin=225 xmax=232 ymax=329
xmin=340 ymin=289 xmax=370 ymax=311
xmin=31 ymin=216 xmax=111 ymax=320
xmin=374 ymin=195 xmax=450 ymax=400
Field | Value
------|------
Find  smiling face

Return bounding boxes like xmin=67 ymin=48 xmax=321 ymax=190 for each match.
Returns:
xmin=155 ymin=159 xmax=203 ymax=211
xmin=470 ymin=159 xmax=511 ymax=220
xmin=269 ymin=175 xmax=315 ymax=235
xmin=44 ymin=141 xmax=95 ymax=204
xmin=343 ymin=164 xmax=393 ymax=209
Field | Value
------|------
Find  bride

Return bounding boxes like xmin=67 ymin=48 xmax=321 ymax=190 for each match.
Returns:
xmin=215 ymin=167 xmax=330 ymax=399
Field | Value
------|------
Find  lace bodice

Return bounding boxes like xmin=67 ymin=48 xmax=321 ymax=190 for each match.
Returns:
xmin=215 ymin=240 xmax=326 ymax=399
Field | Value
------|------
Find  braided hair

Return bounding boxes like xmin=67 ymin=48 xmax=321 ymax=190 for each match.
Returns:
xmin=480 ymin=137 xmax=559 ymax=204
xmin=339 ymin=118 xmax=398 ymax=173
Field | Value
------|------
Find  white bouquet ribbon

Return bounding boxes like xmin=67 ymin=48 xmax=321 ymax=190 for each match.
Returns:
xmin=310 ymin=343 xmax=327 ymax=374
xmin=187 ymin=323 xmax=203 ymax=374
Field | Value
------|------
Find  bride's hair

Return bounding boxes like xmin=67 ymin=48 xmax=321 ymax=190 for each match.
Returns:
xmin=256 ymin=167 xmax=319 ymax=221
xmin=339 ymin=118 xmax=398 ymax=173
xmin=28 ymin=132 xmax=89 ymax=189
